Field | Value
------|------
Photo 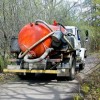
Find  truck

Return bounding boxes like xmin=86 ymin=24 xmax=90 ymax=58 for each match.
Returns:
xmin=3 ymin=20 xmax=88 ymax=80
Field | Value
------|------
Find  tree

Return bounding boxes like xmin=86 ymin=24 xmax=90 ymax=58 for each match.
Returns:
xmin=86 ymin=0 xmax=100 ymax=50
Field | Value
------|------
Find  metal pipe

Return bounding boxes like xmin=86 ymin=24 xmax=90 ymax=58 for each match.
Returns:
xmin=24 ymin=48 xmax=53 ymax=63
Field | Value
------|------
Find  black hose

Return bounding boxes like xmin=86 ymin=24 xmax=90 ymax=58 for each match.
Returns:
xmin=35 ymin=20 xmax=53 ymax=32
xmin=57 ymin=23 xmax=67 ymax=32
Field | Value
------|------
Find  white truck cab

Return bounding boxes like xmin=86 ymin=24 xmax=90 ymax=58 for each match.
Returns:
xmin=3 ymin=20 xmax=88 ymax=80
xmin=65 ymin=26 xmax=87 ymax=69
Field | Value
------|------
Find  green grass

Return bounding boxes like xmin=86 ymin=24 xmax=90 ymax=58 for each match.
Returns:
xmin=81 ymin=65 xmax=100 ymax=100
xmin=0 ymin=55 xmax=10 ymax=72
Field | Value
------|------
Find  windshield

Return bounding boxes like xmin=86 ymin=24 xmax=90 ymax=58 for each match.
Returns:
xmin=67 ymin=29 xmax=73 ymax=34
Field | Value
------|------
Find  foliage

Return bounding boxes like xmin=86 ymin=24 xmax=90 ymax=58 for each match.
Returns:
xmin=81 ymin=65 xmax=100 ymax=100
xmin=0 ymin=55 xmax=9 ymax=72
xmin=81 ymin=83 xmax=90 ymax=93
xmin=0 ymin=56 xmax=5 ymax=72
xmin=82 ymin=0 xmax=100 ymax=51
xmin=0 ymin=73 xmax=17 ymax=83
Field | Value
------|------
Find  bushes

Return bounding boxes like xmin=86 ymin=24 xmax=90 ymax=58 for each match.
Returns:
xmin=81 ymin=65 xmax=100 ymax=100
xmin=0 ymin=55 xmax=9 ymax=72
xmin=0 ymin=56 xmax=4 ymax=72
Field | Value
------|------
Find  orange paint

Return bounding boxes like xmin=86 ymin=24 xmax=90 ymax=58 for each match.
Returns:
xmin=18 ymin=23 xmax=65 ymax=57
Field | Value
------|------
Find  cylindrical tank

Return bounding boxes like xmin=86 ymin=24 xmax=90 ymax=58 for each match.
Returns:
xmin=18 ymin=23 xmax=61 ymax=57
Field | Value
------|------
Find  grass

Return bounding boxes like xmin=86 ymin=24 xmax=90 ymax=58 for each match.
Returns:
xmin=0 ymin=55 xmax=17 ymax=84
xmin=81 ymin=65 xmax=100 ymax=100
xmin=0 ymin=73 xmax=17 ymax=84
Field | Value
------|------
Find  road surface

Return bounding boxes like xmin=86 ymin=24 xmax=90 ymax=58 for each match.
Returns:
xmin=0 ymin=54 xmax=99 ymax=100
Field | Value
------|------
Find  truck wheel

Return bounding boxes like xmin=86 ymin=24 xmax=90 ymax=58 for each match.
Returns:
xmin=17 ymin=73 xmax=26 ymax=80
xmin=84 ymin=51 xmax=87 ymax=58
xmin=79 ymin=63 xmax=85 ymax=70
xmin=69 ymin=55 xmax=76 ymax=80
xmin=17 ymin=73 xmax=35 ymax=80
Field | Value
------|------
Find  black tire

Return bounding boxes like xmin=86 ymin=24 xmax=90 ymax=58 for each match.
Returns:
xmin=79 ymin=63 xmax=85 ymax=70
xmin=17 ymin=73 xmax=26 ymax=80
xmin=69 ymin=55 xmax=76 ymax=80
xmin=17 ymin=73 xmax=35 ymax=80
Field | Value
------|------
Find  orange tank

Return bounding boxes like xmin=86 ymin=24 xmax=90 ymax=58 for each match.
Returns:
xmin=18 ymin=23 xmax=61 ymax=57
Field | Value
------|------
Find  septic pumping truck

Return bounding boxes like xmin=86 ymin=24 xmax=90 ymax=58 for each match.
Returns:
xmin=3 ymin=20 xmax=88 ymax=80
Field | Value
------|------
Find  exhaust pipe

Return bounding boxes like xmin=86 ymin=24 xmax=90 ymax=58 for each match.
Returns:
xmin=24 ymin=48 xmax=53 ymax=63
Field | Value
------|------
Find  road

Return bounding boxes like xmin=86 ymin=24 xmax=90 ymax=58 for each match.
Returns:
xmin=0 ymin=54 xmax=99 ymax=100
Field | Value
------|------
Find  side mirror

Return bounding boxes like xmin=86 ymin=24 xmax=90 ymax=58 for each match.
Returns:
xmin=85 ymin=30 xmax=89 ymax=41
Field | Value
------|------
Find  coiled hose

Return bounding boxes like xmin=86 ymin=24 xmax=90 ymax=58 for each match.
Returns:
xmin=24 ymin=48 xmax=53 ymax=63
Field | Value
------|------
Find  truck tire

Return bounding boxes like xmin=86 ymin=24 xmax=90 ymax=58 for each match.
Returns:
xmin=84 ymin=51 xmax=87 ymax=58
xmin=69 ymin=54 xmax=76 ymax=80
xmin=17 ymin=73 xmax=26 ymax=80
xmin=79 ymin=63 xmax=85 ymax=70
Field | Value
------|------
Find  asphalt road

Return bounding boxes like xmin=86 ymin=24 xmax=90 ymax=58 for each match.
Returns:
xmin=0 ymin=54 xmax=99 ymax=100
